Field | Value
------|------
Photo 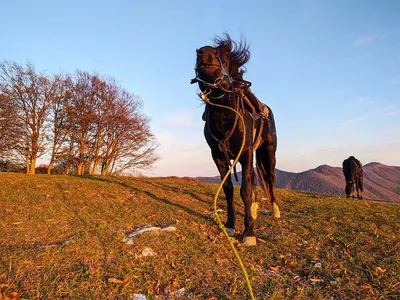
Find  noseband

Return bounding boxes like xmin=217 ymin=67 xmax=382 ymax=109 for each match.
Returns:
xmin=190 ymin=57 xmax=233 ymax=99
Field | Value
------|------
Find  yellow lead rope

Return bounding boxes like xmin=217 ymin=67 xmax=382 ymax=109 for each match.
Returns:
xmin=201 ymin=92 xmax=256 ymax=300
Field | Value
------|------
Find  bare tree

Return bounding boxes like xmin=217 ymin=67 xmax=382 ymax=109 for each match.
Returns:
xmin=0 ymin=61 xmax=52 ymax=174
xmin=87 ymin=75 xmax=116 ymax=174
xmin=47 ymin=74 xmax=73 ymax=174
xmin=65 ymin=70 xmax=98 ymax=175
xmin=65 ymin=72 xmax=159 ymax=176
xmin=1 ymin=62 xmax=160 ymax=175
xmin=99 ymin=89 xmax=159 ymax=176
xmin=0 ymin=92 xmax=19 ymax=158
xmin=0 ymin=93 xmax=11 ymax=155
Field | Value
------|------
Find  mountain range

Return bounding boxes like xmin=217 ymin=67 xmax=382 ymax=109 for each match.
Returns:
xmin=198 ymin=162 xmax=400 ymax=203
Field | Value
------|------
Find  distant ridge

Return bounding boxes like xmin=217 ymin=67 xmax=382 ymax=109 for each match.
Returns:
xmin=198 ymin=162 xmax=400 ymax=203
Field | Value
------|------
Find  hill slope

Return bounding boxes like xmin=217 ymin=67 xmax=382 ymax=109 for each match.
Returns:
xmin=201 ymin=163 xmax=400 ymax=203
xmin=0 ymin=173 xmax=399 ymax=299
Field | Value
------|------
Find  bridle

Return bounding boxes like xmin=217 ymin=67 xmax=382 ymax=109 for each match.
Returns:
xmin=191 ymin=50 xmax=248 ymax=181
xmin=190 ymin=56 xmax=234 ymax=100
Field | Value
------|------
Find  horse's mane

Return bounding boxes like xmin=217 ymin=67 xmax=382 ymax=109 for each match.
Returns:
xmin=213 ymin=33 xmax=250 ymax=78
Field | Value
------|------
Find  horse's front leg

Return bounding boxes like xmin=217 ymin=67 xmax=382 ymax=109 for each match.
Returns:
xmin=212 ymin=154 xmax=235 ymax=237
xmin=240 ymin=149 xmax=257 ymax=246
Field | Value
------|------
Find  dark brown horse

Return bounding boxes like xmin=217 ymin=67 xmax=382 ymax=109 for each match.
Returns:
xmin=342 ymin=156 xmax=364 ymax=200
xmin=191 ymin=34 xmax=280 ymax=246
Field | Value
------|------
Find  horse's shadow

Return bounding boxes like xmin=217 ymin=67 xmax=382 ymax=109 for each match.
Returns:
xmin=144 ymin=181 xmax=214 ymax=205
xmin=75 ymin=175 xmax=211 ymax=222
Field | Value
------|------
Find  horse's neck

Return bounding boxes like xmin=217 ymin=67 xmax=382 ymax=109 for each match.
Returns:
xmin=207 ymin=95 xmax=238 ymax=133
xmin=209 ymin=95 xmax=237 ymax=117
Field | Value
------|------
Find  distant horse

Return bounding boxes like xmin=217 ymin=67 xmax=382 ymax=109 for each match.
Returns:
xmin=342 ymin=156 xmax=364 ymax=199
xmin=191 ymin=33 xmax=280 ymax=246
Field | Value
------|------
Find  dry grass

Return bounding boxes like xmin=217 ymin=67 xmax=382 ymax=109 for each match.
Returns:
xmin=0 ymin=173 xmax=399 ymax=299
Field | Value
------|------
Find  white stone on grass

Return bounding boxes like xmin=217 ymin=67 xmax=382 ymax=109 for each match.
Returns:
xmin=141 ymin=247 xmax=157 ymax=257
xmin=160 ymin=226 xmax=177 ymax=232
xmin=131 ymin=294 xmax=146 ymax=300
xmin=123 ymin=224 xmax=178 ymax=244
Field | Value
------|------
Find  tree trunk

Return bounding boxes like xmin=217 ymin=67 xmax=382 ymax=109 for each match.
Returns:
xmin=77 ymin=163 xmax=84 ymax=175
xmin=109 ymin=158 xmax=117 ymax=176
xmin=101 ymin=161 xmax=111 ymax=176
xmin=47 ymin=160 xmax=54 ymax=175
xmin=90 ymin=160 xmax=100 ymax=175
xmin=25 ymin=156 xmax=30 ymax=174
xmin=28 ymin=157 xmax=36 ymax=174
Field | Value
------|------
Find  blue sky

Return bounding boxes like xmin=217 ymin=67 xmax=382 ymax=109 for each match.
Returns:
xmin=1 ymin=0 xmax=399 ymax=176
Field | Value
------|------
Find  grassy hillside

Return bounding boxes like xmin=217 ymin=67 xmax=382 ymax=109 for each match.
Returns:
xmin=205 ymin=163 xmax=400 ymax=202
xmin=0 ymin=173 xmax=399 ymax=299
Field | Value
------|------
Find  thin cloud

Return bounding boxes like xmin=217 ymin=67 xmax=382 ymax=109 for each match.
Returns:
xmin=353 ymin=34 xmax=375 ymax=47
xmin=340 ymin=108 xmax=400 ymax=126
xmin=353 ymin=32 xmax=389 ymax=47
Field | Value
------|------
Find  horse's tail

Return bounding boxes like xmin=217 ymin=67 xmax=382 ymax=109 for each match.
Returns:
xmin=255 ymin=150 xmax=278 ymax=206
xmin=256 ymin=162 xmax=269 ymax=202
xmin=253 ymin=105 xmax=280 ymax=218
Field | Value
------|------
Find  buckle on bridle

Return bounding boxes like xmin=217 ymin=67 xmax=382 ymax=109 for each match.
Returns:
xmin=191 ymin=57 xmax=233 ymax=89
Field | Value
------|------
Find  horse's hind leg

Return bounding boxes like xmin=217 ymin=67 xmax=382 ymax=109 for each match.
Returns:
xmin=357 ymin=176 xmax=364 ymax=200
xmin=355 ymin=179 xmax=360 ymax=199
xmin=213 ymin=155 xmax=235 ymax=236
xmin=256 ymin=143 xmax=280 ymax=218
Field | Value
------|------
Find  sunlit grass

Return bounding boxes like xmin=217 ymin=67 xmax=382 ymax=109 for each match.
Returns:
xmin=0 ymin=173 xmax=399 ymax=299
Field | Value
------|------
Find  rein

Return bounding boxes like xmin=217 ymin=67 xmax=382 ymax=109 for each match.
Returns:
xmin=191 ymin=50 xmax=256 ymax=300
xmin=192 ymin=57 xmax=249 ymax=182
xmin=203 ymin=91 xmax=241 ymax=182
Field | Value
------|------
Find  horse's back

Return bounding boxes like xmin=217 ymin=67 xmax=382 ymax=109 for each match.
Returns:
xmin=245 ymin=89 xmax=277 ymax=147
xmin=343 ymin=158 xmax=361 ymax=181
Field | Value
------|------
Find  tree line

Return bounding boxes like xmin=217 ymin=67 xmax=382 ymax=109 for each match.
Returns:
xmin=0 ymin=60 xmax=159 ymax=175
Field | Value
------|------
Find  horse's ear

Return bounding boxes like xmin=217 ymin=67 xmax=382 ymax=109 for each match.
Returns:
xmin=196 ymin=48 xmax=205 ymax=55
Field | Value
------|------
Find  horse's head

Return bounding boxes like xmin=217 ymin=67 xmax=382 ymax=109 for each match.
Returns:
xmin=195 ymin=45 xmax=231 ymax=90
xmin=192 ymin=33 xmax=250 ymax=94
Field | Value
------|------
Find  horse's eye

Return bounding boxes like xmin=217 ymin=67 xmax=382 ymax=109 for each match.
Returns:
xmin=197 ymin=49 xmax=204 ymax=55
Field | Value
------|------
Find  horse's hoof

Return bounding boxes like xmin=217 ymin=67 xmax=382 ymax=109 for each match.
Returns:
xmin=273 ymin=203 xmax=281 ymax=219
xmin=225 ymin=227 xmax=235 ymax=237
xmin=242 ymin=236 xmax=256 ymax=246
